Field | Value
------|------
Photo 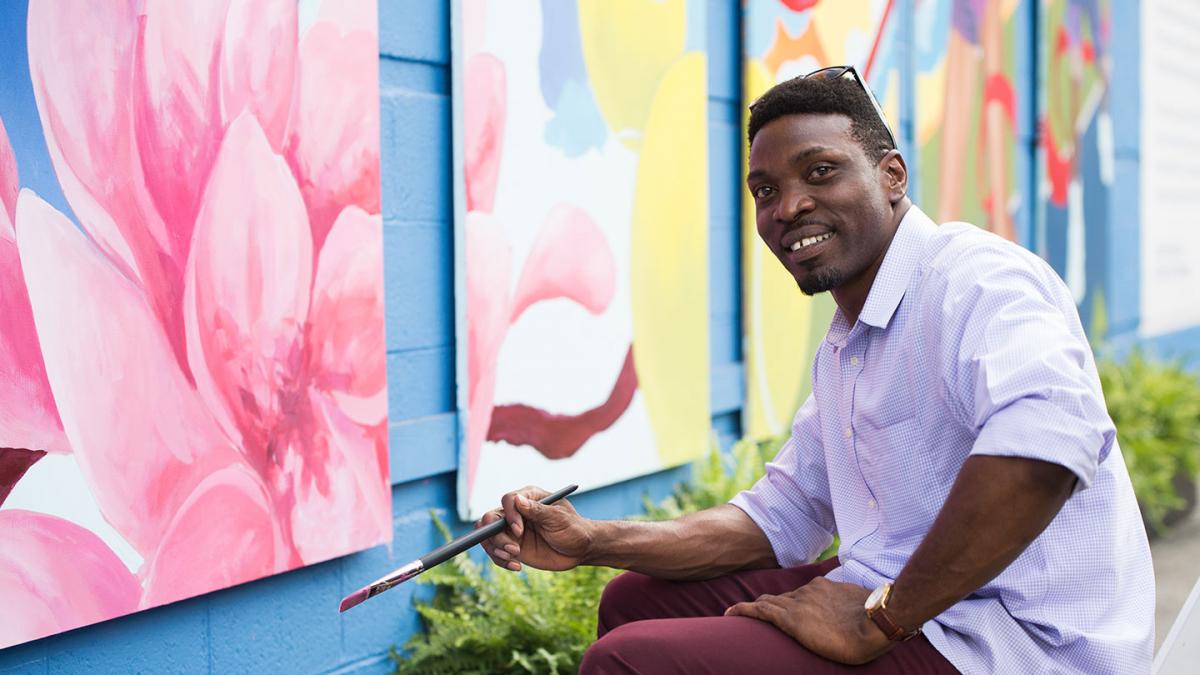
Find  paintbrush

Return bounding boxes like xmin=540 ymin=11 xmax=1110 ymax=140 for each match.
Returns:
xmin=339 ymin=484 xmax=579 ymax=611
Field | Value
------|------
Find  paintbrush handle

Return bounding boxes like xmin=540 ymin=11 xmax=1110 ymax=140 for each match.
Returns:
xmin=419 ymin=484 xmax=579 ymax=569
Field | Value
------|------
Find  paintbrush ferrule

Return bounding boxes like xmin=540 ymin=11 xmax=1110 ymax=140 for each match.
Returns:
xmin=369 ymin=559 xmax=424 ymax=596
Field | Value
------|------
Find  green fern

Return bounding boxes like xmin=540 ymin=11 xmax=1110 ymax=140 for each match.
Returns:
xmin=1099 ymin=349 xmax=1200 ymax=536
xmin=392 ymin=513 xmax=619 ymax=675
xmin=393 ymin=434 xmax=836 ymax=673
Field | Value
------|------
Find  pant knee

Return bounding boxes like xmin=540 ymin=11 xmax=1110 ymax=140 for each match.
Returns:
xmin=581 ymin=625 xmax=643 ymax=675
xmin=596 ymin=572 xmax=655 ymax=637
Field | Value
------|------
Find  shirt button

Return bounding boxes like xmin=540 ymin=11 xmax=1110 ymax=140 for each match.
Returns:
xmin=868 ymin=499 xmax=877 ymax=509
xmin=844 ymin=427 xmax=853 ymax=439
xmin=850 ymin=356 xmax=860 ymax=366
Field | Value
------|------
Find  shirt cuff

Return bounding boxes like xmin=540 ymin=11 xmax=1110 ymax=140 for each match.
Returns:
xmin=730 ymin=490 xmax=833 ymax=568
xmin=969 ymin=397 xmax=1112 ymax=491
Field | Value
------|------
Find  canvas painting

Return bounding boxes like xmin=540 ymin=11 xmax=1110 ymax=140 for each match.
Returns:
xmin=1039 ymin=0 xmax=1111 ymax=329
xmin=456 ymin=0 xmax=710 ymax=518
xmin=741 ymin=0 xmax=900 ymax=439
xmin=0 ymin=0 xmax=388 ymax=648
xmin=914 ymin=0 xmax=1026 ymax=245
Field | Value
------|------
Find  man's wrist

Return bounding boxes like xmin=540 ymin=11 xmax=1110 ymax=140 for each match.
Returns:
xmin=865 ymin=582 xmax=923 ymax=641
xmin=882 ymin=582 xmax=924 ymax=633
xmin=579 ymin=518 xmax=610 ymax=566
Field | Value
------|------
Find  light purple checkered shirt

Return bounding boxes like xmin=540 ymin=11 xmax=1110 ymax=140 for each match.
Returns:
xmin=731 ymin=206 xmax=1155 ymax=674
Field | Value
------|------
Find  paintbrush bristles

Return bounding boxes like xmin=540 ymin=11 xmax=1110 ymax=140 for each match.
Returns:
xmin=338 ymin=587 xmax=370 ymax=613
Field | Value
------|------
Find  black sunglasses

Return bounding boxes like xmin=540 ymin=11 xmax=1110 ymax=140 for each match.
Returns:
xmin=764 ymin=64 xmax=898 ymax=151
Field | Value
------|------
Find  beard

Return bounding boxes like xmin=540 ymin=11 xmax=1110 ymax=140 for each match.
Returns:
xmin=797 ymin=265 xmax=843 ymax=296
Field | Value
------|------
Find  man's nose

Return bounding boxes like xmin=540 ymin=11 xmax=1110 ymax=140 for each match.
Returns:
xmin=775 ymin=188 xmax=815 ymax=224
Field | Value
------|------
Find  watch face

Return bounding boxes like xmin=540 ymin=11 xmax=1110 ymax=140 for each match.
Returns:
xmin=865 ymin=585 xmax=887 ymax=610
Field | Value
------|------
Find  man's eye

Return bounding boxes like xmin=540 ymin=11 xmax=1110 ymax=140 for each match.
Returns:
xmin=753 ymin=186 xmax=775 ymax=200
xmin=810 ymin=166 xmax=834 ymax=179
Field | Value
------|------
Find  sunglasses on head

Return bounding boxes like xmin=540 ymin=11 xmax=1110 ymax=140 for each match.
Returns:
xmin=788 ymin=64 xmax=898 ymax=151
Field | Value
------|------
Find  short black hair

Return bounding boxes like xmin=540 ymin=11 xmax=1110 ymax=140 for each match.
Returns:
xmin=747 ymin=74 xmax=895 ymax=163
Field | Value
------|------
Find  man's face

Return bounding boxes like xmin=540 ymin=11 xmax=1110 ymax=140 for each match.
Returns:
xmin=747 ymin=114 xmax=895 ymax=296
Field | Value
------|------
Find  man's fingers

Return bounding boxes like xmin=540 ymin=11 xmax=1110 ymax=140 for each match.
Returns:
xmin=500 ymin=486 xmax=550 ymax=538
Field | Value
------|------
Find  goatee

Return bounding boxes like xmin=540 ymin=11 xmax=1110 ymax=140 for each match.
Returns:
xmin=798 ymin=266 xmax=842 ymax=296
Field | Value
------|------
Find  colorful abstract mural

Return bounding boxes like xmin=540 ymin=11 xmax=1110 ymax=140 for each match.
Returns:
xmin=915 ymin=0 xmax=1025 ymax=244
xmin=1039 ymin=0 xmax=1111 ymax=328
xmin=741 ymin=0 xmax=901 ymax=439
xmin=456 ymin=0 xmax=710 ymax=518
xmin=0 ymin=0 xmax=388 ymax=648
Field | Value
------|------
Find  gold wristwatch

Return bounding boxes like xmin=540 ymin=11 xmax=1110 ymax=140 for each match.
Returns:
xmin=864 ymin=583 xmax=921 ymax=642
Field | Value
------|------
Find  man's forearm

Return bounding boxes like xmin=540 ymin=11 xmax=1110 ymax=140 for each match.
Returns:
xmin=885 ymin=455 xmax=1077 ymax=631
xmin=581 ymin=504 xmax=778 ymax=580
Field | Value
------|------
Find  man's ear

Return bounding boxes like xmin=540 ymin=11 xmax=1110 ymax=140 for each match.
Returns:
xmin=880 ymin=150 xmax=908 ymax=204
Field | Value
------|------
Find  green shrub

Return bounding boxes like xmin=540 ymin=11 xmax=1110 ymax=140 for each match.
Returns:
xmin=392 ymin=434 xmax=837 ymax=673
xmin=1099 ymin=349 xmax=1200 ymax=536
xmin=641 ymin=434 xmax=782 ymax=520
xmin=642 ymin=435 xmax=839 ymax=561
xmin=391 ymin=513 xmax=619 ymax=675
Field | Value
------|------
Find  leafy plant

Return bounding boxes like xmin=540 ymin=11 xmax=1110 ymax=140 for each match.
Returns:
xmin=641 ymin=434 xmax=781 ymax=520
xmin=643 ymin=435 xmax=839 ymax=560
xmin=393 ymin=434 xmax=833 ymax=673
xmin=1099 ymin=349 xmax=1200 ymax=536
xmin=392 ymin=513 xmax=620 ymax=675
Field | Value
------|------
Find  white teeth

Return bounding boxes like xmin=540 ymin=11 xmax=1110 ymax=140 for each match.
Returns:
xmin=790 ymin=232 xmax=833 ymax=251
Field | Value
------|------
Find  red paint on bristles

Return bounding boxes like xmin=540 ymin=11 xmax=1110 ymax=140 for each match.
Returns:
xmin=339 ymin=587 xmax=370 ymax=613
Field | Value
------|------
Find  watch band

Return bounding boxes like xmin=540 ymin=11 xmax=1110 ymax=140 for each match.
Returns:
xmin=866 ymin=584 xmax=922 ymax=642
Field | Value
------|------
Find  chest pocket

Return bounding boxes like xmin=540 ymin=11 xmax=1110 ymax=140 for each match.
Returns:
xmin=853 ymin=341 xmax=922 ymax=430
xmin=855 ymin=414 xmax=942 ymax=542
xmin=843 ymin=326 xmax=946 ymax=542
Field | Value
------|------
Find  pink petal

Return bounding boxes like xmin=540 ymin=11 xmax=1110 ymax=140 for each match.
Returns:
xmin=140 ymin=465 xmax=286 ymax=608
xmin=0 ymin=116 xmax=16 ymax=227
xmin=133 ymin=0 xmax=231 ymax=247
xmin=219 ymin=0 xmax=298 ymax=152
xmin=287 ymin=16 xmax=380 ymax=251
xmin=463 ymin=53 xmax=506 ymax=214
xmin=317 ymin=0 xmax=377 ymax=35
xmin=0 ymin=191 xmax=69 ymax=455
xmin=15 ymin=190 xmax=241 ymax=558
xmin=28 ymin=0 xmax=188 ymax=373
xmin=465 ymin=213 xmax=512 ymax=492
xmin=184 ymin=113 xmax=313 ymax=477
xmin=0 ymin=510 xmax=139 ymax=649
xmin=461 ymin=0 xmax=486 ymax=57
xmin=510 ymin=203 xmax=616 ymax=322
xmin=287 ymin=391 xmax=390 ymax=564
xmin=308 ymin=206 xmax=386 ymax=426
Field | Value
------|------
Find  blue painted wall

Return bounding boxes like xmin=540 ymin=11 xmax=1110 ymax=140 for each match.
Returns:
xmin=0 ymin=1 xmax=1190 ymax=673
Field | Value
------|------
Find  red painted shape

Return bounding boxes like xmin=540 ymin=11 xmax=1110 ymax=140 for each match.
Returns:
xmin=0 ymin=447 xmax=46 ymax=508
xmin=780 ymin=0 xmax=820 ymax=11
xmin=487 ymin=345 xmax=638 ymax=460
xmin=1042 ymin=120 xmax=1072 ymax=207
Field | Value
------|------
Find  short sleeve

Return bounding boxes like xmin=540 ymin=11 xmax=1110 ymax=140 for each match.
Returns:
xmin=924 ymin=241 xmax=1115 ymax=490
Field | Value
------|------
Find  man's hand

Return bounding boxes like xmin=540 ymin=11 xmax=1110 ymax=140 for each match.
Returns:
xmin=477 ymin=486 xmax=593 ymax=572
xmin=725 ymin=577 xmax=895 ymax=665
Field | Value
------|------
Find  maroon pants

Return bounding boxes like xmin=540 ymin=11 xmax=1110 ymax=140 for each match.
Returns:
xmin=580 ymin=557 xmax=959 ymax=674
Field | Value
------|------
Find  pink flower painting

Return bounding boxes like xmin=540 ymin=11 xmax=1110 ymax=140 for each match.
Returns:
xmin=0 ymin=0 xmax=388 ymax=648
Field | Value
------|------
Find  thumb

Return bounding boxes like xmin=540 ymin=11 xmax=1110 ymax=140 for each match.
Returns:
xmin=515 ymin=493 xmax=545 ymax=520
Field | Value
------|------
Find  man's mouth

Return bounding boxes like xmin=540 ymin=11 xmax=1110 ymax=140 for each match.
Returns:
xmin=790 ymin=232 xmax=834 ymax=251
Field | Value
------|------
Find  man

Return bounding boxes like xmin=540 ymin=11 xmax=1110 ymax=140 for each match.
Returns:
xmin=478 ymin=67 xmax=1153 ymax=673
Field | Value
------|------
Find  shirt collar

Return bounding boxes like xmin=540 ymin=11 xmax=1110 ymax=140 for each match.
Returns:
xmin=856 ymin=204 xmax=937 ymax=330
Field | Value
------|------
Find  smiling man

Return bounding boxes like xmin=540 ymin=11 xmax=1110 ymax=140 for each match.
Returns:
xmin=477 ymin=68 xmax=1154 ymax=673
